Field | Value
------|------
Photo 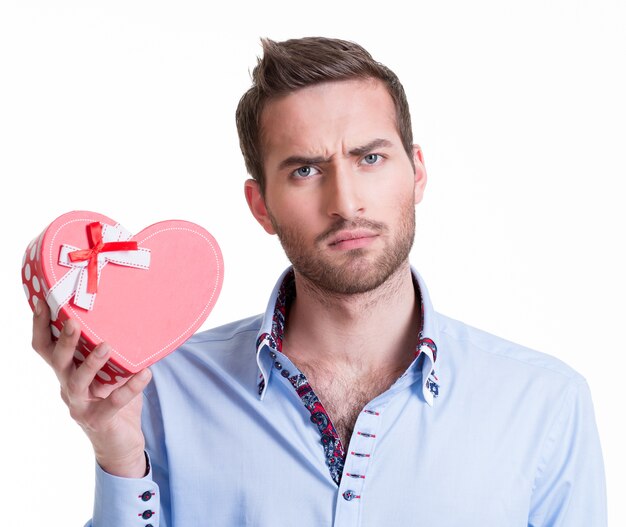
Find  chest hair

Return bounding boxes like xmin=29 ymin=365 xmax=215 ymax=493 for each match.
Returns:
xmin=294 ymin=361 xmax=406 ymax=448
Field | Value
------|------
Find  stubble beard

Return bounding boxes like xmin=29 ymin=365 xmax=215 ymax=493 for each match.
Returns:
xmin=269 ymin=199 xmax=416 ymax=296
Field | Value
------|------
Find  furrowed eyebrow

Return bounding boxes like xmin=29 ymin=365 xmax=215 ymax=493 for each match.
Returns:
xmin=277 ymin=138 xmax=393 ymax=171
xmin=348 ymin=138 xmax=393 ymax=157
xmin=278 ymin=155 xmax=330 ymax=171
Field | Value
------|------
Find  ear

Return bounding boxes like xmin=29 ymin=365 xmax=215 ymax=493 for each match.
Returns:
xmin=412 ymin=144 xmax=427 ymax=205
xmin=244 ymin=179 xmax=276 ymax=235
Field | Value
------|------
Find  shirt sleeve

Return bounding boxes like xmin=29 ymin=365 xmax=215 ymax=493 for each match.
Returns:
xmin=85 ymin=387 xmax=170 ymax=527
xmin=528 ymin=377 xmax=607 ymax=526
xmin=86 ymin=456 xmax=160 ymax=526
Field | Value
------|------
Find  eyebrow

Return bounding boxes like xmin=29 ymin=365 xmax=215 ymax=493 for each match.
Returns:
xmin=277 ymin=138 xmax=393 ymax=170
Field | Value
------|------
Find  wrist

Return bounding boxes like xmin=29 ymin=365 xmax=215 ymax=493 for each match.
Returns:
xmin=96 ymin=450 xmax=148 ymax=479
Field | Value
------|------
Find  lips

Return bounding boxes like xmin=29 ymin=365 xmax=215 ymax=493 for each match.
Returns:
xmin=327 ymin=229 xmax=379 ymax=247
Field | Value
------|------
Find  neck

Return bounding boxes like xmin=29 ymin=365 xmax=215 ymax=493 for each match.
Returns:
xmin=283 ymin=262 xmax=421 ymax=373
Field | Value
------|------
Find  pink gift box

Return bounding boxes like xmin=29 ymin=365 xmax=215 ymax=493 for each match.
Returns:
xmin=22 ymin=211 xmax=223 ymax=384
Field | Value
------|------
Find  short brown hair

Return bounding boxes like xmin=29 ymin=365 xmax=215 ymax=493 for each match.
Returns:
xmin=235 ymin=37 xmax=414 ymax=194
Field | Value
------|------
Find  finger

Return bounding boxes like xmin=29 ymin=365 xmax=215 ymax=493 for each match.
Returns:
xmin=67 ymin=342 xmax=112 ymax=397
xmin=91 ymin=373 xmax=133 ymax=400
xmin=31 ymin=301 xmax=54 ymax=365
xmin=50 ymin=319 xmax=82 ymax=383
xmin=96 ymin=369 xmax=152 ymax=421
xmin=60 ymin=386 xmax=69 ymax=407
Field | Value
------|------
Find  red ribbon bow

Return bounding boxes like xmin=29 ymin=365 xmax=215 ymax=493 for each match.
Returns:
xmin=68 ymin=222 xmax=138 ymax=294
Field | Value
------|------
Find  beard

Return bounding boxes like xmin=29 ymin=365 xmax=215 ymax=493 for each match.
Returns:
xmin=268 ymin=198 xmax=416 ymax=295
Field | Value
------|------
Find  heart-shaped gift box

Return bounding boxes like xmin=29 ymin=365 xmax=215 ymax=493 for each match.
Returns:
xmin=22 ymin=211 xmax=223 ymax=384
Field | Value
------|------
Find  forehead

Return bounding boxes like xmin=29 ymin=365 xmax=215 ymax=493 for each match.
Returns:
xmin=260 ymin=78 xmax=400 ymax=163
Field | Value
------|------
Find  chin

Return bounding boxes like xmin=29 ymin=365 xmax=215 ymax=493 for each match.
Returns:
xmin=296 ymin=256 xmax=408 ymax=296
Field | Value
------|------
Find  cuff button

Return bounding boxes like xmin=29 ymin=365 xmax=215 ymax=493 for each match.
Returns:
xmin=141 ymin=491 xmax=153 ymax=502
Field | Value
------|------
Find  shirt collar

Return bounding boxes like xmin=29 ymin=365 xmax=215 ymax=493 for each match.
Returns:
xmin=255 ymin=266 xmax=440 ymax=406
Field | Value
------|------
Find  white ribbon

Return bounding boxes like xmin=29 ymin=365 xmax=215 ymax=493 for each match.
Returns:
xmin=46 ymin=222 xmax=151 ymax=317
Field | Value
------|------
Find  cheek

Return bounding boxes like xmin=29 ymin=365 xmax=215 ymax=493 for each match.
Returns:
xmin=367 ymin=162 xmax=415 ymax=199
xmin=268 ymin=199 xmax=317 ymax=237
xmin=271 ymin=189 xmax=319 ymax=220
xmin=374 ymin=183 xmax=414 ymax=211
xmin=378 ymin=189 xmax=417 ymax=228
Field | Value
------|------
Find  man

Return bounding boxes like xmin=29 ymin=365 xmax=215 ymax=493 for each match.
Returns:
xmin=32 ymin=37 xmax=606 ymax=526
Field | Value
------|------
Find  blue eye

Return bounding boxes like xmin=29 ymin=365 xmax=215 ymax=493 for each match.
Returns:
xmin=292 ymin=166 xmax=319 ymax=178
xmin=362 ymin=154 xmax=381 ymax=165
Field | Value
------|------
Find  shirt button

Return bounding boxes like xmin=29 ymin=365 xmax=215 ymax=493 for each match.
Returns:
xmin=141 ymin=510 xmax=154 ymax=519
xmin=343 ymin=490 xmax=356 ymax=501
xmin=269 ymin=351 xmax=277 ymax=359
xmin=141 ymin=491 xmax=152 ymax=502
xmin=274 ymin=361 xmax=282 ymax=370
xmin=281 ymin=369 xmax=290 ymax=378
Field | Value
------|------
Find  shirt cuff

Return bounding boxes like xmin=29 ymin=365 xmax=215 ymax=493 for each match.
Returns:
xmin=91 ymin=452 xmax=160 ymax=527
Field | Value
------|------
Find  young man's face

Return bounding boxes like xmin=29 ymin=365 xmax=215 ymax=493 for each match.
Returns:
xmin=245 ymin=78 xmax=427 ymax=295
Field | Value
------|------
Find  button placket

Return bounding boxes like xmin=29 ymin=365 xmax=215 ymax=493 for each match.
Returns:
xmin=338 ymin=407 xmax=383 ymax=509
xmin=342 ymin=489 xmax=361 ymax=501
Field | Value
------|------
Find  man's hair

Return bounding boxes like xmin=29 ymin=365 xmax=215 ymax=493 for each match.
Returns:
xmin=235 ymin=36 xmax=415 ymax=194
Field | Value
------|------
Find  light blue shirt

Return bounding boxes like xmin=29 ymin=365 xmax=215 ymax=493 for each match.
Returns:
xmin=88 ymin=267 xmax=606 ymax=526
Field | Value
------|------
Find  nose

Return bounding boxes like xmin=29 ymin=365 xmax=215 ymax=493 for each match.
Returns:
xmin=324 ymin=163 xmax=364 ymax=220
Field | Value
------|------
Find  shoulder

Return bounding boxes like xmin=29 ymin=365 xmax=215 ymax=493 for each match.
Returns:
xmin=432 ymin=313 xmax=598 ymax=459
xmin=148 ymin=314 xmax=264 ymax=379
xmin=184 ymin=314 xmax=264 ymax=347
xmin=434 ymin=312 xmax=586 ymax=388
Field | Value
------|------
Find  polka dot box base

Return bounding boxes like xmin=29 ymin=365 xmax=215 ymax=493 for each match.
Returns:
xmin=22 ymin=211 xmax=223 ymax=384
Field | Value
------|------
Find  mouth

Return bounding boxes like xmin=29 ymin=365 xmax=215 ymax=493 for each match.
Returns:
xmin=327 ymin=229 xmax=380 ymax=250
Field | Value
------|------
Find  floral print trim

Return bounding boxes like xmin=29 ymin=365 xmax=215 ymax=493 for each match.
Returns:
xmin=288 ymin=373 xmax=345 ymax=485
xmin=257 ymin=268 xmax=439 ymax=484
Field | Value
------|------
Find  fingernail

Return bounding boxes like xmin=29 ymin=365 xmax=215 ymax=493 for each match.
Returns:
xmin=63 ymin=323 xmax=75 ymax=336
xmin=95 ymin=344 xmax=109 ymax=357
xmin=34 ymin=302 xmax=42 ymax=316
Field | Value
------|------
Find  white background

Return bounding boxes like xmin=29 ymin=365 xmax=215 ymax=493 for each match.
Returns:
xmin=1 ymin=1 xmax=624 ymax=525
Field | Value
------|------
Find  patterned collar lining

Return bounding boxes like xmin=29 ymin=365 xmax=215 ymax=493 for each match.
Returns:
xmin=257 ymin=269 xmax=296 ymax=355
xmin=256 ymin=269 xmax=440 ymax=485
xmin=256 ymin=270 xmax=440 ymax=400
xmin=260 ymin=269 xmax=437 ymax=351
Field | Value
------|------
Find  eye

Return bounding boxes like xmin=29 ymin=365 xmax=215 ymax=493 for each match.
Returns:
xmin=362 ymin=153 xmax=383 ymax=165
xmin=292 ymin=166 xmax=320 ymax=178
